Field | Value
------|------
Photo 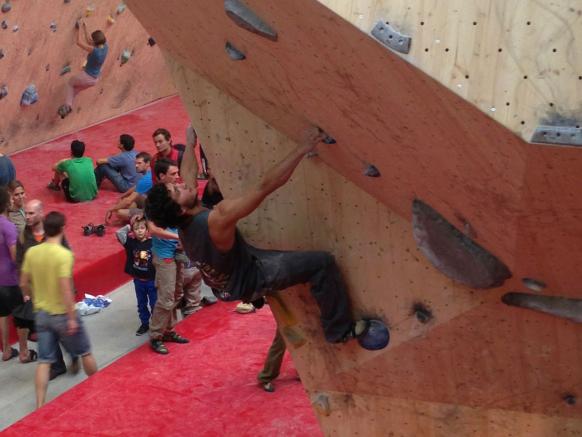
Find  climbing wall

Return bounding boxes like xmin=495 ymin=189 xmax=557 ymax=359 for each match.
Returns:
xmin=0 ymin=0 xmax=175 ymax=154
xmin=128 ymin=0 xmax=582 ymax=435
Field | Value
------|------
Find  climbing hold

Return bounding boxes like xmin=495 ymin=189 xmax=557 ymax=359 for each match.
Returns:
xmin=311 ymin=393 xmax=331 ymax=416
xmin=120 ymin=49 xmax=132 ymax=65
xmin=116 ymin=2 xmax=126 ymax=15
xmin=412 ymin=199 xmax=511 ymax=288
xmin=11 ymin=24 xmax=17 ymax=32
xmin=147 ymin=37 xmax=156 ymax=46
xmin=364 ymin=164 xmax=381 ymax=177
xmin=107 ymin=15 xmax=115 ymax=25
xmin=60 ymin=64 xmax=71 ymax=76
xmin=412 ymin=302 xmax=433 ymax=324
xmin=316 ymin=127 xmax=336 ymax=144
xmin=20 ymin=84 xmax=38 ymax=106
xmin=501 ymin=292 xmax=582 ymax=323
xmin=531 ymin=124 xmax=582 ymax=147
xmin=224 ymin=0 xmax=278 ymax=42
xmin=1 ymin=20 xmax=7 ymax=29
xmin=522 ymin=277 xmax=546 ymax=292
xmin=49 ymin=21 xmax=57 ymax=32
xmin=306 ymin=151 xmax=318 ymax=158
xmin=563 ymin=394 xmax=577 ymax=406
xmin=1 ymin=2 xmax=11 ymax=13
xmin=357 ymin=319 xmax=390 ymax=350
xmin=85 ymin=5 xmax=95 ymax=17
xmin=45 ymin=64 xmax=50 ymax=72
xmin=0 ymin=48 xmax=4 ymax=59
xmin=64 ymin=0 xmax=71 ymax=3
xmin=0 ymin=85 xmax=7 ymax=100
xmin=371 ymin=21 xmax=412 ymax=54
xmin=225 ymin=41 xmax=246 ymax=60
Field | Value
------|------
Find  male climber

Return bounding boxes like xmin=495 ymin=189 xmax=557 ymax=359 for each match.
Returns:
xmin=145 ymin=128 xmax=389 ymax=351
xmin=58 ymin=20 xmax=108 ymax=119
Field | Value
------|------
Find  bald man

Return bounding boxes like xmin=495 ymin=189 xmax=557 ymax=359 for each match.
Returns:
xmin=16 ymin=200 xmax=77 ymax=379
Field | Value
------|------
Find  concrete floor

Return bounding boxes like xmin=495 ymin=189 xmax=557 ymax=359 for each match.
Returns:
xmin=0 ymin=281 xmax=216 ymax=431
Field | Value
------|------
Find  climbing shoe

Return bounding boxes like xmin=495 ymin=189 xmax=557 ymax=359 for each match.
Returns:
xmin=47 ymin=181 xmax=60 ymax=191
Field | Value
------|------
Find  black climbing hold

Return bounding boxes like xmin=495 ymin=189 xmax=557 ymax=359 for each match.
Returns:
xmin=0 ymin=85 xmax=7 ymax=99
xmin=1 ymin=2 xmax=11 ymax=13
xmin=412 ymin=302 xmax=433 ymax=324
xmin=20 ymin=84 xmax=38 ymax=106
xmin=60 ymin=64 xmax=71 ymax=75
xmin=364 ymin=164 xmax=381 ymax=177
xmin=0 ymin=48 xmax=4 ymax=59
xmin=50 ymin=21 xmax=57 ymax=32
xmin=412 ymin=199 xmax=511 ymax=289
xmin=501 ymin=292 xmax=582 ymax=323
xmin=1 ymin=20 xmax=7 ymax=29
xmin=45 ymin=64 xmax=50 ymax=72
xmin=563 ymin=394 xmax=577 ymax=406
xmin=224 ymin=0 xmax=278 ymax=42
xmin=147 ymin=37 xmax=156 ymax=46
xmin=317 ymin=127 xmax=336 ymax=144
xmin=64 ymin=0 xmax=71 ymax=3
xmin=225 ymin=41 xmax=246 ymax=60
xmin=522 ymin=277 xmax=546 ymax=292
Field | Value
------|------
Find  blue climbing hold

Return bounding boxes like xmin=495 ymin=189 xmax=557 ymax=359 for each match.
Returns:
xmin=1 ymin=2 xmax=11 ymax=13
xmin=20 ymin=84 xmax=38 ymax=106
xmin=357 ymin=319 xmax=390 ymax=350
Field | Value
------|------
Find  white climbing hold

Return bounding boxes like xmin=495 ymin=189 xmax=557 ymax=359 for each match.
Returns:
xmin=120 ymin=49 xmax=132 ymax=65
xmin=50 ymin=21 xmax=57 ymax=32
xmin=11 ymin=24 xmax=17 ymax=32
xmin=85 ymin=5 xmax=95 ymax=17
xmin=116 ymin=2 xmax=126 ymax=15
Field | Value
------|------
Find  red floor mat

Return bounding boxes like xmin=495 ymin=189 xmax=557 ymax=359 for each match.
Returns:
xmin=4 ymin=303 xmax=321 ymax=437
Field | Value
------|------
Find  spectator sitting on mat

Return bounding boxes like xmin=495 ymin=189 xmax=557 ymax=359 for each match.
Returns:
xmin=7 ymin=180 xmax=26 ymax=234
xmin=0 ymin=153 xmax=16 ymax=187
xmin=57 ymin=21 xmax=108 ymax=119
xmin=16 ymin=199 xmax=78 ymax=380
xmin=0 ymin=186 xmax=36 ymax=363
xmin=94 ymin=134 xmax=139 ymax=193
xmin=105 ymin=151 xmax=152 ymax=224
xmin=48 ymin=140 xmax=98 ymax=203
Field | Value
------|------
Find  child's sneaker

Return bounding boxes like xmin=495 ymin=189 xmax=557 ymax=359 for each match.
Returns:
xmin=47 ymin=181 xmax=60 ymax=191
xmin=136 ymin=324 xmax=149 ymax=336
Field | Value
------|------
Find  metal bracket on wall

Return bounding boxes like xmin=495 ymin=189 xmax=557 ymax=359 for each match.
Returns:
xmin=531 ymin=125 xmax=582 ymax=147
xmin=371 ymin=21 xmax=411 ymax=54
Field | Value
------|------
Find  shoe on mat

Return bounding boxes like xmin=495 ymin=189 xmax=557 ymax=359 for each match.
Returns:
xmin=201 ymin=296 xmax=217 ymax=306
xmin=150 ymin=339 xmax=169 ymax=355
xmin=162 ymin=331 xmax=189 ymax=344
xmin=47 ymin=181 xmax=60 ymax=191
xmin=235 ymin=302 xmax=255 ymax=314
xmin=69 ymin=356 xmax=80 ymax=375
xmin=260 ymin=382 xmax=275 ymax=393
xmin=94 ymin=224 xmax=106 ymax=237
xmin=82 ymin=223 xmax=95 ymax=236
xmin=136 ymin=324 xmax=149 ymax=336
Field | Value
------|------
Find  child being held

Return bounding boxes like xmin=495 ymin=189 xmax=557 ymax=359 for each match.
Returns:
xmin=116 ymin=215 xmax=157 ymax=336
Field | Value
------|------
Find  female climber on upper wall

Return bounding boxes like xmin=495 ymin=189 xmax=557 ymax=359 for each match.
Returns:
xmin=57 ymin=20 xmax=108 ymax=119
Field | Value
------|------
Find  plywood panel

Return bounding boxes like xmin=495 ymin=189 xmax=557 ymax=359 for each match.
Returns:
xmin=162 ymin=54 xmax=582 ymax=434
xmin=0 ymin=0 xmax=175 ymax=153
xmin=317 ymin=0 xmax=582 ymax=138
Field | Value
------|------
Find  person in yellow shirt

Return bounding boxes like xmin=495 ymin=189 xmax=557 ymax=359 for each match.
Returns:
xmin=20 ymin=211 xmax=97 ymax=408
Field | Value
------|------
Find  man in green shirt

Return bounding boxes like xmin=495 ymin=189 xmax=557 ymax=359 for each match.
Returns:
xmin=20 ymin=211 xmax=97 ymax=408
xmin=47 ymin=140 xmax=97 ymax=202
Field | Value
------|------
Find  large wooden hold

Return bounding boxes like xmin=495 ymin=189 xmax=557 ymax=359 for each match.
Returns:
xmin=127 ymin=0 xmax=582 ymax=435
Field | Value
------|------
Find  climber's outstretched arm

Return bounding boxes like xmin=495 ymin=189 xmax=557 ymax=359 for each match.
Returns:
xmin=76 ymin=21 xmax=93 ymax=52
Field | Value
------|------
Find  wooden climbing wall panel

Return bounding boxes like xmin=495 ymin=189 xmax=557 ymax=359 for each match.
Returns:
xmin=318 ymin=0 xmax=582 ymax=140
xmin=0 ymin=0 xmax=175 ymax=153
xmin=163 ymin=55 xmax=582 ymax=435
xmin=127 ymin=0 xmax=582 ymax=434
